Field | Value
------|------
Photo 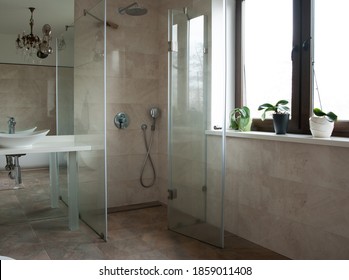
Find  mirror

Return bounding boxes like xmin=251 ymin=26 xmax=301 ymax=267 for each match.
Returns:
xmin=0 ymin=0 xmax=74 ymax=66
xmin=0 ymin=0 xmax=74 ymax=136
xmin=0 ymin=0 xmax=74 ymax=169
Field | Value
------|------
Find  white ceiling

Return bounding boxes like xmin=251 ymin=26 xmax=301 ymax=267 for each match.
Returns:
xmin=0 ymin=0 xmax=74 ymax=38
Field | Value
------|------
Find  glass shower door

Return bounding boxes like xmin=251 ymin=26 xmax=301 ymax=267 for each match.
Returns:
xmin=168 ymin=8 xmax=225 ymax=248
xmin=56 ymin=24 xmax=74 ymax=204
xmin=73 ymin=0 xmax=107 ymax=240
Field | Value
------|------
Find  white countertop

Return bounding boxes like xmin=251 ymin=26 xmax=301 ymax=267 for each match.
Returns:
xmin=0 ymin=135 xmax=92 ymax=155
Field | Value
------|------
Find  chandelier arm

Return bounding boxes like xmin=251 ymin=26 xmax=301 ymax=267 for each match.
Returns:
xmin=29 ymin=7 xmax=35 ymax=35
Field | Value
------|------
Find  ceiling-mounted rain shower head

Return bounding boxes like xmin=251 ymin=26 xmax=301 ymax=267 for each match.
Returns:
xmin=118 ymin=2 xmax=148 ymax=16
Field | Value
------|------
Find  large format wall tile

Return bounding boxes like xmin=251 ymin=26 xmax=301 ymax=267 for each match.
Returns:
xmin=0 ymin=64 xmax=56 ymax=134
xmin=222 ymin=136 xmax=349 ymax=259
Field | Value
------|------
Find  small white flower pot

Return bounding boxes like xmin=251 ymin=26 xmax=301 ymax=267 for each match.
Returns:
xmin=309 ymin=116 xmax=334 ymax=138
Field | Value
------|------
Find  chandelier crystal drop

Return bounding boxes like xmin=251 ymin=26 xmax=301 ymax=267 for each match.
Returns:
xmin=15 ymin=7 xmax=53 ymax=60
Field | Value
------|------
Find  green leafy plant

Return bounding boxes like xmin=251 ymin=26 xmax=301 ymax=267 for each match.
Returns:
xmin=258 ymin=100 xmax=290 ymax=121
xmin=230 ymin=106 xmax=251 ymax=131
xmin=313 ymin=108 xmax=337 ymax=122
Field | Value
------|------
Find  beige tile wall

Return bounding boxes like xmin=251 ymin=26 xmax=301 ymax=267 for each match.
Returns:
xmin=74 ymin=0 xmax=211 ymax=208
xmin=0 ymin=64 xmax=56 ymax=134
xmin=106 ymin=0 xmax=162 ymax=207
xmin=223 ymin=136 xmax=349 ymax=259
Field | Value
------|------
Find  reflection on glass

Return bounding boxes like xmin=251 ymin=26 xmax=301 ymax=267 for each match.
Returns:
xmin=188 ymin=16 xmax=205 ymax=112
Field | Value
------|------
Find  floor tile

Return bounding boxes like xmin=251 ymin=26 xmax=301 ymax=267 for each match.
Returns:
xmin=0 ymin=168 xmax=288 ymax=260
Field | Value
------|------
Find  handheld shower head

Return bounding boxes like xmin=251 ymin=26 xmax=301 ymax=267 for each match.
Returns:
xmin=150 ymin=107 xmax=160 ymax=119
xmin=149 ymin=107 xmax=160 ymax=130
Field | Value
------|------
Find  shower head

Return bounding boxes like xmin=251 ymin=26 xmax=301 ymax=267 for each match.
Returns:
xmin=126 ymin=7 xmax=147 ymax=16
xmin=150 ymin=107 xmax=160 ymax=119
xmin=118 ymin=2 xmax=148 ymax=16
xmin=150 ymin=107 xmax=160 ymax=131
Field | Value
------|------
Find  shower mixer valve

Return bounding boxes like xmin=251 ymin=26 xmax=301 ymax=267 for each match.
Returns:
xmin=114 ymin=112 xmax=129 ymax=129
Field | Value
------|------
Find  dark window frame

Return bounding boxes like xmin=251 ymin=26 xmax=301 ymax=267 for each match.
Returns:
xmin=235 ymin=0 xmax=349 ymax=137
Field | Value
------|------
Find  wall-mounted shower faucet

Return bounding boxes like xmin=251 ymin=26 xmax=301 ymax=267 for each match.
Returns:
xmin=114 ymin=112 xmax=129 ymax=129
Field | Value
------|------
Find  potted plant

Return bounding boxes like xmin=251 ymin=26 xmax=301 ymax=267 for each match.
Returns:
xmin=309 ymin=108 xmax=337 ymax=138
xmin=258 ymin=100 xmax=290 ymax=134
xmin=229 ymin=106 xmax=252 ymax=131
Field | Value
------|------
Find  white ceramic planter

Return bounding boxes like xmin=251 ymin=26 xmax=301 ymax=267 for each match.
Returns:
xmin=309 ymin=116 xmax=334 ymax=138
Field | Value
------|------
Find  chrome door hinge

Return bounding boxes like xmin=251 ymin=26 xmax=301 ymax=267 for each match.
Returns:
xmin=168 ymin=189 xmax=177 ymax=200
xmin=168 ymin=41 xmax=172 ymax=52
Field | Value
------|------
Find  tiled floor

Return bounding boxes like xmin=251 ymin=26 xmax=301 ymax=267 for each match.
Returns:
xmin=0 ymin=169 xmax=288 ymax=260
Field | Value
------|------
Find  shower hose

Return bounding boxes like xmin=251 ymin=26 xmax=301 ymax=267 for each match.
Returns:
xmin=140 ymin=124 xmax=156 ymax=188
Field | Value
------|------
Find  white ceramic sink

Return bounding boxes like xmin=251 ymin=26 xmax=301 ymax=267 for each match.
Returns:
xmin=0 ymin=127 xmax=37 ymax=134
xmin=15 ymin=127 xmax=38 ymax=134
xmin=0 ymin=129 xmax=50 ymax=148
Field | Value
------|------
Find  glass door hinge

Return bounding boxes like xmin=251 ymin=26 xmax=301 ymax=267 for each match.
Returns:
xmin=168 ymin=189 xmax=177 ymax=200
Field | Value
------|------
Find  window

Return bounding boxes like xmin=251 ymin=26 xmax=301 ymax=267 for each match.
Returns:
xmin=313 ymin=1 xmax=349 ymax=121
xmin=236 ymin=0 xmax=349 ymax=136
xmin=244 ymin=0 xmax=293 ymax=120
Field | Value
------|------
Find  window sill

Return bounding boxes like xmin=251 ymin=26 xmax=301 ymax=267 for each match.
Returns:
xmin=206 ymin=130 xmax=349 ymax=148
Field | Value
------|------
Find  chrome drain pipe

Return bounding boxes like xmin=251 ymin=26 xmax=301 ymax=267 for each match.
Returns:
xmin=5 ymin=154 xmax=26 ymax=186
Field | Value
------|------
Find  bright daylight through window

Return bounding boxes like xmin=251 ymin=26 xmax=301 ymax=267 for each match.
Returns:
xmin=240 ymin=0 xmax=349 ymax=136
xmin=313 ymin=0 xmax=349 ymax=120
xmin=244 ymin=0 xmax=292 ymax=120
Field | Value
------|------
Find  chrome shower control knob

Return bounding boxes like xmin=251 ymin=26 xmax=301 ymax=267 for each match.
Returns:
xmin=114 ymin=112 xmax=129 ymax=129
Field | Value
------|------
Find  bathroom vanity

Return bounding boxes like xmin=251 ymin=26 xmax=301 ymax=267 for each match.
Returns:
xmin=0 ymin=135 xmax=92 ymax=230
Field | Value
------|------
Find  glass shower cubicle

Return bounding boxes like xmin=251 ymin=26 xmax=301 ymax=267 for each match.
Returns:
xmin=168 ymin=3 xmax=226 ymax=248
xmin=74 ymin=0 xmax=107 ymax=240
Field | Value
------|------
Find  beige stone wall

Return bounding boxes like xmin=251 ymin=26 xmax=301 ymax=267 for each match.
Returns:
xmin=105 ymin=0 xmax=211 ymax=207
xmin=0 ymin=64 xmax=56 ymax=134
xmin=106 ymin=0 xmax=162 ymax=207
xmin=223 ymin=136 xmax=349 ymax=259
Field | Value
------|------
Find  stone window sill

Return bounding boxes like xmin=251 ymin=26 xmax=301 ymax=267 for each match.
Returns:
xmin=206 ymin=130 xmax=349 ymax=148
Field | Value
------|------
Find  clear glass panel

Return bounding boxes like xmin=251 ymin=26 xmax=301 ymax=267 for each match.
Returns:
xmin=57 ymin=28 xmax=74 ymax=136
xmin=74 ymin=0 xmax=107 ymax=240
xmin=313 ymin=0 xmax=349 ymax=120
xmin=244 ymin=0 xmax=293 ymax=119
xmin=56 ymin=26 xmax=74 ymax=203
xmin=168 ymin=5 xmax=224 ymax=248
